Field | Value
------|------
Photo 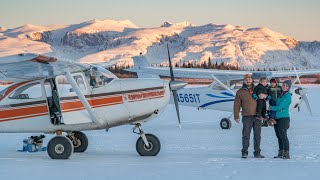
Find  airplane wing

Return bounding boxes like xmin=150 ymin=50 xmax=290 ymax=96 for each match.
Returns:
xmin=126 ymin=66 xmax=249 ymax=82
xmin=0 ymin=53 xmax=91 ymax=82
xmin=266 ymin=70 xmax=320 ymax=78
xmin=126 ymin=55 xmax=320 ymax=81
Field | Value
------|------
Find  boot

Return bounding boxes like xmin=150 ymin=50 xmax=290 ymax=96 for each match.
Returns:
xmin=254 ymin=152 xmax=265 ymax=158
xmin=261 ymin=120 xmax=268 ymax=127
xmin=282 ymin=150 xmax=290 ymax=159
xmin=242 ymin=151 xmax=248 ymax=158
xmin=274 ymin=150 xmax=284 ymax=158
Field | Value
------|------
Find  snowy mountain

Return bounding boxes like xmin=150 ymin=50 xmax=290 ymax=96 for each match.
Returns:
xmin=0 ymin=19 xmax=319 ymax=70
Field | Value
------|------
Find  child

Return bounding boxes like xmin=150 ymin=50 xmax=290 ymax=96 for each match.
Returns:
xmin=253 ymin=77 xmax=269 ymax=122
xmin=267 ymin=78 xmax=282 ymax=126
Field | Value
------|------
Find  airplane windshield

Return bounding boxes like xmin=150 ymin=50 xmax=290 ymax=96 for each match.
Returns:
xmin=85 ymin=66 xmax=117 ymax=88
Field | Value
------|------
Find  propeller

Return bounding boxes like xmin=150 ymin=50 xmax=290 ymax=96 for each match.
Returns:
xmin=293 ymin=66 xmax=313 ymax=116
xmin=166 ymin=44 xmax=186 ymax=128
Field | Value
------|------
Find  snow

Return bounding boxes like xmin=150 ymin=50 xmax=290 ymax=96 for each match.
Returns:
xmin=0 ymin=37 xmax=52 ymax=57
xmin=0 ymin=85 xmax=319 ymax=180
xmin=73 ymin=19 xmax=139 ymax=34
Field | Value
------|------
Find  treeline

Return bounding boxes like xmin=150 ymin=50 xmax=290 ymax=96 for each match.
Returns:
xmin=167 ymin=60 xmax=239 ymax=70
xmin=108 ymin=64 xmax=137 ymax=78
xmin=108 ymin=58 xmax=240 ymax=77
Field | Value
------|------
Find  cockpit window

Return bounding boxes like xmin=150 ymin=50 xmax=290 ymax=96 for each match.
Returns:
xmin=9 ymin=82 xmax=42 ymax=99
xmin=0 ymin=87 xmax=9 ymax=100
xmin=85 ymin=66 xmax=116 ymax=88
xmin=56 ymin=74 xmax=87 ymax=95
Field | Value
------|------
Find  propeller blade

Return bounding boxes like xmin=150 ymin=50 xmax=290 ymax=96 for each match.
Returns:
xmin=172 ymin=90 xmax=181 ymax=128
xmin=167 ymin=43 xmax=182 ymax=127
xmin=293 ymin=66 xmax=303 ymax=88
xmin=302 ymin=94 xmax=313 ymax=116
xmin=167 ymin=44 xmax=175 ymax=81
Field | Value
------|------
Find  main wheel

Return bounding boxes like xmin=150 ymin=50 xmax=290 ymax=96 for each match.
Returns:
xmin=67 ymin=131 xmax=88 ymax=153
xmin=220 ymin=118 xmax=232 ymax=129
xmin=136 ymin=134 xmax=161 ymax=156
xmin=47 ymin=136 xmax=73 ymax=159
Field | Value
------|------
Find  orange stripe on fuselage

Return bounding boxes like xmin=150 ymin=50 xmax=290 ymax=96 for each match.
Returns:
xmin=128 ymin=90 xmax=165 ymax=102
xmin=0 ymin=112 xmax=48 ymax=122
xmin=0 ymin=105 xmax=48 ymax=119
xmin=61 ymin=96 xmax=123 ymax=112
xmin=0 ymin=88 xmax=164 ymax=122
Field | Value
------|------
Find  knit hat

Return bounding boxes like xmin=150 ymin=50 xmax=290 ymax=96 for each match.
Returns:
xmin=270 ymin=78 xmax=277 ymax=83
xmin=243 ymin=74 xmax=252 ymax=79
xmin=283 ymin=80 xmax=292 ymax=90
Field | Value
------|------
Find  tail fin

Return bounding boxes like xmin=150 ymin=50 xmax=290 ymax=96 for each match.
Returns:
xmin=132 ymin=55 xmax=150 ymax=68
xmin=131 ymin=55 xmax=160 ymax=79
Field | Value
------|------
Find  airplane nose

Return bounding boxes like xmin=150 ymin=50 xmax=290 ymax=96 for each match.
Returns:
xmin=294 ymin=87 xmax=312 ymax=116
xmin=169 ymin=80 xmax=187 ymax=91
xmin=295 ymin=87 xmax=309 ymax=96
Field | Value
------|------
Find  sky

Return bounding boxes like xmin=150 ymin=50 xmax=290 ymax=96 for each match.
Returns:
xmin=0 ymin=0 xmax=319 ymax=41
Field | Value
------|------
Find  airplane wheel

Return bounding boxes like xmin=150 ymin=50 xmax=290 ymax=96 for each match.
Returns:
xmin=47 ymin=136 xmax=73 ymax=159
xmin=220 ymin=118 xmax=231 ymax=129
xmin=136 ymin=134 xmax=161 ymax=156
xmin=67 ymin=131 xmax=88 ymax=153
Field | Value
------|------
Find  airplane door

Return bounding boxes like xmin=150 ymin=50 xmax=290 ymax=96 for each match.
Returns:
xmin=2 ymin=81 xmax=51 ymax=130
xmin=54 ymin=73 xmax=93 ymax=124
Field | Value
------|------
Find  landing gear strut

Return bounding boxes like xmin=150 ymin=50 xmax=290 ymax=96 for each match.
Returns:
xmin=133 ymin=123 xmax=161 ymax=156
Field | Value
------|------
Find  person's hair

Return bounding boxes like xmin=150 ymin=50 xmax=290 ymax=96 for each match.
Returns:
xmin=259 ymin=77 xmax=267 ymax=82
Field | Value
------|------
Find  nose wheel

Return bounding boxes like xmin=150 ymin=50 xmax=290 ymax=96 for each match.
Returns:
xmin=220 ymin=118 xmax=232 ymax=129
xmin=133 ymin=123 xmax=161 ymax=156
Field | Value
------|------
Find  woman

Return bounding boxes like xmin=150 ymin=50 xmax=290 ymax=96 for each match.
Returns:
xmin=270 ymin=80 xmax=292 ymax=159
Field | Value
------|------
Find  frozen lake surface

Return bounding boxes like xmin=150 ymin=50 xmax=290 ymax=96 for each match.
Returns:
xmin=0 ymin=85 xmax=319 ymax=180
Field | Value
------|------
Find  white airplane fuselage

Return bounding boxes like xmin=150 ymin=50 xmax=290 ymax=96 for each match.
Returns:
xmin=0 ymin=75 xmax=170 ymax=133
xmin=172 ymin=85 xmax=302 ymax=113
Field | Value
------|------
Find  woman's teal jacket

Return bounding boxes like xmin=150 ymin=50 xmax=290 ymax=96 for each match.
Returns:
xmin=271 ymin=91 xmax=292 ymax=119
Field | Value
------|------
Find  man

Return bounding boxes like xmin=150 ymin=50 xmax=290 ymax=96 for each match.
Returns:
xmin=234 ymin=74 xmax=265 ymax=158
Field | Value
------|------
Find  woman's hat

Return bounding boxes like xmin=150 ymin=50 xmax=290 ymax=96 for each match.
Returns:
xmin=283 ymin=80 xmax=292 ymax=89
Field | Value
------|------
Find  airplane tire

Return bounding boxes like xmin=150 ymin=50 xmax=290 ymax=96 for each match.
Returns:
xmin=67 ymin=131 xmax=88 ymax=153
xmin=220 ymin=118 xmax=232 ymax=129
xmin=47 ymin=136 xmax=73 ymax=159
xmin=136 ymin=134 xmax=161 ymax=156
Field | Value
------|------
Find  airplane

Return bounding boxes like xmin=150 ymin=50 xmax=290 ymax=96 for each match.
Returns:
xmin=126 ymin=49 xmax=319 ymax=130
xmin=0 ymin=53 xmax=187 ymax=159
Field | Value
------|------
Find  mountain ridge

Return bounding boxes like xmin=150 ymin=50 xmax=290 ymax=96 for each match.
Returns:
xmin=0 ymin=19 xmax=319 ymax=70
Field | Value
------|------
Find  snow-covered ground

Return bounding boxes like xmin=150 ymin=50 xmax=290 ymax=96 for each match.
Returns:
xmin=0 ymin=85 xmax=320 ymax=180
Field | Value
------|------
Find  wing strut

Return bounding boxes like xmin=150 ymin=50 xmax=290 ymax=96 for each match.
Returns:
xmin=64 ymin=71 xmax=106 ymax=126
xmin=211 ymin=74 xmax=236 ymax=96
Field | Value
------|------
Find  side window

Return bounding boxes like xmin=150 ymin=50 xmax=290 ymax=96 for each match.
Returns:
xmin=56 ymin=76 xmax=71 ymax=95
xmin=73 ymin=75 xmax=86 ymax=90
xmin=9 ymin=82 xmax=42 ymax=99
xmin=56 ymin=74 xmax=86 ymax=95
